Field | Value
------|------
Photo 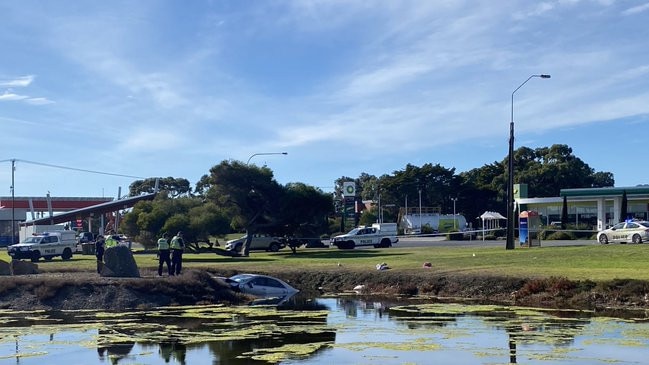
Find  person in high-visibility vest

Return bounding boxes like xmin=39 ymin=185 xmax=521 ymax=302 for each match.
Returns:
xmin=157 ymin=232 xmax=172 ymax=276
xmin=95 ymin=235 xmax=105 ymax=274
xmin=170 ymin=231 xmax=185 ymax=276
xmin=104 ymin=232 xmax=119 ymax=249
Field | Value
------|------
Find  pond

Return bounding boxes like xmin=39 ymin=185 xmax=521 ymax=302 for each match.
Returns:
xmin=1 ymin=296 xmax=648 ymax=364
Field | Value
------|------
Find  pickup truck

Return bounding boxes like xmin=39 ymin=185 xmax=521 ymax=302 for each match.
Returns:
xmin=330 ymin=223 xmax=399 ymax=249
xmin=8 ymin=231 xmax=77 ymax=262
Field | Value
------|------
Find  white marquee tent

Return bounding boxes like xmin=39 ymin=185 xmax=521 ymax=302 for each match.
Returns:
xmin=479 ymin=211 xmax=507 ymax=240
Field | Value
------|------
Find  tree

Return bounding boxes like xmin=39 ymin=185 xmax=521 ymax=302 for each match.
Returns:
xmin=128 ymin=177 xmax=192 ymax=197
xmin=205 ymin=160 xmax=284 ymax=256
xmin=277 ymin=183 xmax=333 ymax=239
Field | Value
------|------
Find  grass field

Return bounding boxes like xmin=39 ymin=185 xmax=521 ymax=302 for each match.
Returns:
xmin=3 ymin=243 xmax=649 ymax=282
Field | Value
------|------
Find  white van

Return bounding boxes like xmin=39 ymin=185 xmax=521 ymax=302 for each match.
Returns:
xmin=8 ymin=231 xmax=77 ymax=262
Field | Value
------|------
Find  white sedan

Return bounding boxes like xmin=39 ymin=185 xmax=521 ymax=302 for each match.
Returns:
xmin=225 ymin=274 xmax=299 ymax=298
xmin=597 ymin=221 xmax=649 ymax=244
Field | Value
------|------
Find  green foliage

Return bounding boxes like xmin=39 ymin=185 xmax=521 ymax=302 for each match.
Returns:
xmin=421 ymin=224 xmax=436 ymax=234
xmin=446 ymin=231 xmax=463 ymax=241
xmin=129 ymin=177 xmax=192 ymax=197
xmin=359 ymin=209 xmax=377 ymax=226
xmin=544 ymin=231 xmax=577 ymax=240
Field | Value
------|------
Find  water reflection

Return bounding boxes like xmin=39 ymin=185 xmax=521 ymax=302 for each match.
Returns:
xmin=1 ymin=298 xmax=649 ymax=364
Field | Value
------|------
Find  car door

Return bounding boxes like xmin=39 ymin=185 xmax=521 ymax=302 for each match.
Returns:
xmin=609 ymin=223 xmax=626 ymax=243
xmin=623 ymin=222 xmax=640 ymax=242
xmin=41 ymin=236 xmax=58 ymax=256
xmin=249 ymin=277 xmax=288 ymax=297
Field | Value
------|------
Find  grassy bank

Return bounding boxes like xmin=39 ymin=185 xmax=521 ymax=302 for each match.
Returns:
xmin=3 ymin=244 xmax=649 ymax=281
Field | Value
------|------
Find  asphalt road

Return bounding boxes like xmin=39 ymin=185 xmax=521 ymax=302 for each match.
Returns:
xmin=396 ymin=235 xmax=599 ymax=248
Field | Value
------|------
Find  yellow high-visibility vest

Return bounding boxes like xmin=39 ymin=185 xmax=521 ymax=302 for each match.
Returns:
xmin=170 ymin=236 xmax=183 ymax=250
xmin=157 ymin=238 xmax=170 ymax=250
xmin=105 ymin=236 xmax=118 ymax=248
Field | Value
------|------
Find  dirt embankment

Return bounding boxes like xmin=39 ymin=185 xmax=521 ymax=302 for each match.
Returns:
xmin=1 ymin=268 xmax=648 ymax=311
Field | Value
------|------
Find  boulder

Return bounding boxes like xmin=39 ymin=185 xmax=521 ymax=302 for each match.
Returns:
xmin=101 ymin=245 xmax=140 ymax=278
xmin=10 ymin=260 xmax=39 ymax=275
xmin=0 ymin=260 xmax=11 ymax=276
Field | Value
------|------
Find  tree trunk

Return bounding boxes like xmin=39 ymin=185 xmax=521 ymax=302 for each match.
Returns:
xmin=241 ymin=229 xmax=253 ymax=257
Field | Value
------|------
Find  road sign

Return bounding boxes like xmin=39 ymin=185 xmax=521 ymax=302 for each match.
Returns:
xmin=343 ymin=182 xmax=356 ymax=197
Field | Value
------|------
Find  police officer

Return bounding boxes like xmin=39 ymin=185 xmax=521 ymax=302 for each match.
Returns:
xmin=104 ymin=231 xmax=119 ymax=249
xmin=157 ymin=232 xmax=172 ymax=276
xmin=170 ymin=231 xmax=185 ymax=275
xmin=95 ymin=234 xmax=105 ymax=274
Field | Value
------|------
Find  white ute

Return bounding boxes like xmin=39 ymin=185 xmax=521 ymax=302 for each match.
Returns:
xmin=330 ymin=223 xmax=399 ymax=249
xmin=8 ymin=231 xmax=77 ymax=262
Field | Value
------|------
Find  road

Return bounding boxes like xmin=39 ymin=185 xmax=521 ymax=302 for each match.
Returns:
xmin=396 ymin=235 xmax=598 ymax=248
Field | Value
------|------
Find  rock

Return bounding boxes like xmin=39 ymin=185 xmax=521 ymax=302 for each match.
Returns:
xmin=101 ymin=245 xmax=140 ymax=278
xmin=10 ymin=260 xmax=39 ymax=275
xmin=0 ymin=260 xmax=11 ymax=276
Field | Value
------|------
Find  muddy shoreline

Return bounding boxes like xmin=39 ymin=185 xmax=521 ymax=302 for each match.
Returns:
xmin=1 ymin=268 xmax=648 ymax=312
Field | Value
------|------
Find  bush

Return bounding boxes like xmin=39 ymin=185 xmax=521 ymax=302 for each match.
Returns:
xmin=421 ymin=224 xmax=436 ymax=234
xmin=545 ymin=231 xmax=577 ymax=240
xmin=446 ymin=231 xmax=464 ymax=241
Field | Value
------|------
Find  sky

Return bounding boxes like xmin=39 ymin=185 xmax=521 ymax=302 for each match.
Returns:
xmin=1 ymin=0 xmax=648 ymax=200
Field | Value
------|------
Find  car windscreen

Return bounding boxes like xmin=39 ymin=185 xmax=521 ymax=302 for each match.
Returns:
xmin=639 ymin=222 xmax=649 ymax=228
xmin=22 ymin=237 xmax=41 ymax=243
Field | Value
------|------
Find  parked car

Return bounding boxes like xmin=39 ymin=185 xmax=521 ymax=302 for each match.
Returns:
xmin=8 ymin=231 xmax=77 ymax=262
xmin=224 ymin=274 xmax=299 ymax=298
xmin=76 ymin=232 xmax=95 ymax=244
xmin=224 ymin=234 xmax=286 ymax=252
xmin=597 ymin=221 xmax=649 ymax=244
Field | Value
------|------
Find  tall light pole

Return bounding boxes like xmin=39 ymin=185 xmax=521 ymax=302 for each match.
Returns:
xmin=11 ymin=159 xmax=15 ymax=244
xmin=451 ymin=197 xmax=458 ymax=230
xmin=506 ymin=74 xmax=551 ymax=250
xmin=246 ymin=152 xmax=288 ymax=165
xmin=418 ymin=188 xmax=422 ymax=234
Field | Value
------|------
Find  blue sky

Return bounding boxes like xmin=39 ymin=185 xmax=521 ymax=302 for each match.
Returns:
xmin=1 ymin=1 xmax=648 ymax=199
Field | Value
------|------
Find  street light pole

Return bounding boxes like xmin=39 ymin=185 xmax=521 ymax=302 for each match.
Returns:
xmin=246 ymin=152 xmax=288 ymax=165
xmin=11 ymin=159 xmax=15 ymax=244
xmin=451 ymin=197 xmax=458 ymax=230
xmin=506 ymin=74 xmax=550 ymax=250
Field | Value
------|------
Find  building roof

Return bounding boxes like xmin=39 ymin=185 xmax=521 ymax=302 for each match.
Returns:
xmin=19 ymin=193 xmax=157 ymax=226
xmin=560 ymin=186 xmax=649 ymax=198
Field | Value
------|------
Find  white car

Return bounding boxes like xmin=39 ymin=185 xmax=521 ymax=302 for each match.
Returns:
xmin=225 ymin=234 xmax=286 ymax=252
xmin=597 ymin=221 xmax=649 ymax=244
xmin=8 ymin=231 xmax=77 ymax=262
xmin=225 ymin=274 xmax=298 ymax=298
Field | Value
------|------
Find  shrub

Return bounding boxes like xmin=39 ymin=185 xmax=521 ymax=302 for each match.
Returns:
xmin=421 ymin=224 xmax=436 ymax=234
xmin=545 ymin=231 xmax=577 ymax=240
xmin=446 ymin=231 xmax=463 ymax=241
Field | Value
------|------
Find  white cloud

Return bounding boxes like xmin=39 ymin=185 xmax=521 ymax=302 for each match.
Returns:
xmin=0 ymin=75 xmax=35 ymax=87
xmin=622 ymin=2 xmax=649 ymax=15
xmin=0 ymin=91 xmax=28 ymax=101
xmin=25 ymin=97 xmax=55 ymax=105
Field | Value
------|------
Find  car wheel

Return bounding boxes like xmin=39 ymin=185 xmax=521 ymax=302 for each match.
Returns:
xmin=632 ymin=234 xmax=643 ymax=244
xmin=340 ymin=240 xmax=355 ymax=250
xmin=268 ymin=242 xmax=280 ymax=252
xmin=598 ymin=234 xmax=609 ymax=244
xmin=62 ymin=248 xmax=73 ymax=260
xmin=380 ymin=238 xmax=392 ymax=248
xmin=31 ymin=250 xmax=41 ymax=262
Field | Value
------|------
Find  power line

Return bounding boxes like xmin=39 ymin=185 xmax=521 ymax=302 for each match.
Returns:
xmin=1 ymin=158 xmax=146 ymax=179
